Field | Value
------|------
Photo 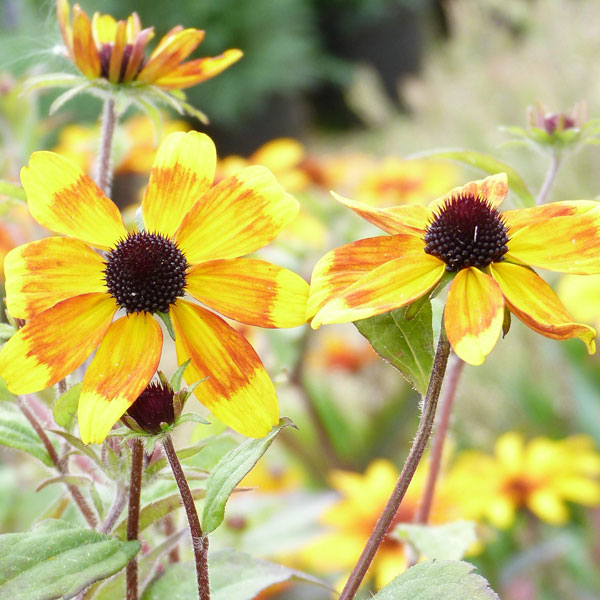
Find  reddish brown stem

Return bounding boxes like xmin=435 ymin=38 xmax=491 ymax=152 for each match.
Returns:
xmin=126 ymin=439 xmax=144 ymax=600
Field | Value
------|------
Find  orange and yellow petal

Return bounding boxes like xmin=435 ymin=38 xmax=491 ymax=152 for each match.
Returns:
xmin=444 ymin=267 xmax=505 ymax=366
xmin=122 ymin=27 xmax=154 ymax=82
xmin=428 ymin=173 xmax=509 ymax=213
xmin=57 ymin=0 xmax=73 ymax=57
xmin=186 ymin=258 xmax=308 ymax=328
xmin=154 ymin=49 xmax=243 ymax=90
xmin=78 ymin=313 xmax=163 ymax=444
xmin=171 ymin=300 xmax=279 ymax=438
xmin=490 ymin=261 xmax=596 ymax=352
xmin=507 ymin=211 xmax=600 ymax=274
xmin=4 ymin=237 xmax=106 ymax=319
xmin=71 ymin=4 xmax=101 ymax=79
xmin=174 ymin=165 xmax=298 ymax=264
xmin=311 ymin=254 xmax=445 ymax=328
xmin=503 ymin=201 xmax=600 ymax=234
xmin=142 ymin=131 xmax=216 ymax=238
xmin=108 ymin=20 xmax=127 ymax=84
xmin=332 ymin=192 xmax=429 ymax=235
xmin=307 ymin=234 xmax=425 ymax=319
xmin=0 ymin=293 xmax=116 ymax=394
xmin=91 ymin=12 xmax=118 ymax=45
xmin=20 ymin=152 xmax=126 ymax=249
xmin=137 ymin=28 xmax=205 ymax=84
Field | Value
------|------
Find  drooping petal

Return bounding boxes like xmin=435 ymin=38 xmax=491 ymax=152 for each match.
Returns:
xmin=503 ymin=200 xmax=600 ymax=234
xmin=428 ymin=173 xmax=509 ymax=212
xmin=331 ymin=191 xmax=429 ymax=235
xmin=507 ymin=210 xmax=600 ymax=274
xmin=4 ymin=237 xmax=106 ymax=319
xmin=171 ymin=300 xmax=279 ymax=438
xmin=490 ymin=261 xmax=596 ymax=352
xmin=142 ymin=131 xmax=216 ymax=238
xmin=153 ymin=49 xmax=243 ymax=89
xmin=444 ymin=267 xmax=504 ymax=365
xmin=20 ymin=152 xmax=126 ymax=249
xmin=186 ymin=258 xmax=308 ymax=328
xmin=137 ymin=28 xmax=205 ymax=83
xmin=307 ymin=234 xmax=425 ymax=319
xmin=311 ymin=254 xmax=445 ymax=328
xmin=78 ymin=313 xmax=162 ymax=444
xmin=71 ymin=4 xmax=101 ymax=79
xmin=0 ymin=293 xmax=116 ymax=394
xmin=174 ymin=165 xmax=298 ymax=264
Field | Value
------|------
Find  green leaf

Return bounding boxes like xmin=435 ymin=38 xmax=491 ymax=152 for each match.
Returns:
xmin=0 ymin=519 xmax=140 ymax=600
xmin=141 ymin=549 xmax=331 ymax=600
xmin=355 ymin=300 xmax=434 ymax=395
xmin=156 ymin=311 xmax=175 ymax=340
xmin=0 ymin=403 xmax=54 ymax=466
xmin=20 ymin=72 xmax=87 ymax=92
xmin=0 ymin=181 xmax=26 ymax=203
xmin=393 ymin=520 xmax=477 ymax=561
xmin=411 ymin=149 xmax=534 ymax=207
xmin=53 ymin=383 xmax=81 ymax=430
xmin=113 ymin=488 xmax=206 ymax=540
xmin=372 ymin=560 xmax=500 ymax=600
xmin=49 ymin=430 xmax=105 ymax=471
xmin=201 ymin=417 xmax=295 ymax=534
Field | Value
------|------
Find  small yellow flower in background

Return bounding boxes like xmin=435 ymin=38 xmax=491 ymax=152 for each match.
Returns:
xmin=448 ymin=433 xmax=600 ymax=528
xmin=52 ymin=115 xmax=189 ymax=175
xmin=301 ymin=458 xmax=461 ymax=589
xmin=0 ymin=131 xmax=309 ymax=444
xmin=309 ymin=330 xmax=377 ymax=373
xmin=241 ymin=460 xmax=304 ymax=494
xmin=308 ymin=173 xmax=600 ymax=365
xmin=356 ymin=157 xmax=460 ymax=207
xmin=56 ymin=0 xmax=241 ymax=89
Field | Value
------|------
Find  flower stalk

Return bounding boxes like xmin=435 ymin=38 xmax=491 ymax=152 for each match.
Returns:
xmin=126 ymin=438 xmax=144 ymax=600
xmin=536 ymin=153 xmax=562 ymax=205
xmin=338 ymin=326 xmax=451 ymax=600
xmin=163 ymin=434 xmax=210 ymax=600
xmin=95 ymin=97 xmax=117 ymax=196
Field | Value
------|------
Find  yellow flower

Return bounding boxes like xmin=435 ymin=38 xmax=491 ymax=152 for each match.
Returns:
xmin=0 ymin=131 xmax=309 ymax=444
xmin=308 ymin=173 xmax=600 ymax=365
xmin=448 ymin=433 xmax=600 ymax=528
xmin=241 ymin=460 xmax=303 ymax=494
xmin=309 ymin=330 xmax=377 ymax=373
xmin=56 ymin=0 xmax=241 ymax=89
xmin=301 ymin=459 xmax=459 ymax=589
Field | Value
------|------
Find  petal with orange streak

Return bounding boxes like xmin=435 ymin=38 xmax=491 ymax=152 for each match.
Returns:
xmin=122 ymin=27 xmax=154 ymax=82
xmin=137 ymin=28 xmax=205 ymax=83
xmin=507 ymin=209 xmax=600 ymax=274
xmin=171 ymin=300 xmax=279 ymax=438
xmin=20 ymin=152 xmax=126 ymax=249
xmin=503 ymin=201 xmax=600 ymax=234
xmin=153 ymin=49 xmax=243 ymax=90
xmin=331 ymin=191 xmax=428 ymax=235
xmin=5 ymin=237 xmax=106 ymax=319
xmin=108 ymin=20 xmax=127 ymax=84
xmin=186 ymin=258 xmax=308 ymax=328
xmin=174 ymin=165 xmax=298 ymax=264
xmin=78 ymin=313 xmax=162 ymax=445
xmin=72 ymin=4 xmax=100 ymax=78
xmin=307 ymin=234 xmax=425 ymax=319
xmin=0 ymin=293 xmax=116 ymax=395
xmin=312 ymin=254 xmax=445 ymax=328
xmin=57 ymin=0 xmax=73 ymax=57
xmin=142 ymin=131 xmax=216 ymax=237
xmin=444 ymin=267 xmax=504 ymax=366
xmin=428 ymin=173 xmax=509 ymax=212
xmin=490 ymin=261 xmax=596 ymax=353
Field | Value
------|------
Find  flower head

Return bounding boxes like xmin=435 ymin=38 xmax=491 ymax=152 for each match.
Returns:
xmin=448 ymin=433 xmax=600 ymax=527
xmin=308 ymin=174 xmax=600 ymax=365
xmin=0 ymin=131 xmax=309 ymax=444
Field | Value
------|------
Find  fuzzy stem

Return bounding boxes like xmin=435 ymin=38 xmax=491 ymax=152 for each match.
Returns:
xmin=95 ymin=97 xmax=117 ymax=196
xmin=413 ymin=353 xmax=465 ymax=525
xmin=163 ymin=435 xmax=210 ymax=600
xmin=18 ymin=397 xmax=98 ymax=528
xmin=338 ymin=328 xmax=451 ymax=600
xmin=99 ymin=484 xmax=128 ymax=535
xmin=536 ymin=153 xmax=562 ymax=205
xmin=126 ymin=439 xmax=144 ymax=600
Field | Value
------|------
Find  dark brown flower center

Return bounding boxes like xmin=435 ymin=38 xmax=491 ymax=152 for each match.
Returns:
xmin=424 ymin=193 xmax=509 ymax=272
xmin=103 ymin=231 xmax=188 ymax=314
xmin=127 ymin=380 xmax=175 ymax=434
xmin=98 ymin=43 xmax=144 ymax=82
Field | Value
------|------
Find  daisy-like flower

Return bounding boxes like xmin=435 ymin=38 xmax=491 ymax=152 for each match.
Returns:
xmin=0 ymin=131 xmax=308 ymax=444
xmin=308 ymin=173 xmax=600 ymax=365
xmin=448 ymin=432 xmax=600 ymax=527
xmin=56 ymin=0 xmax=241 ymax=90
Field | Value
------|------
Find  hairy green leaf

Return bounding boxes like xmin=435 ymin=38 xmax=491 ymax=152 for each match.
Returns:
xmin=53 ymin=383 xmax=81 ymax=430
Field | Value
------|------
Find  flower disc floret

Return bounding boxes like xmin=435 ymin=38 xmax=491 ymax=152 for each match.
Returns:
xmin=104 ymin=231 xmax=188 ymax=314
xmin=424 ymin=193 xmax=509 ymax=272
